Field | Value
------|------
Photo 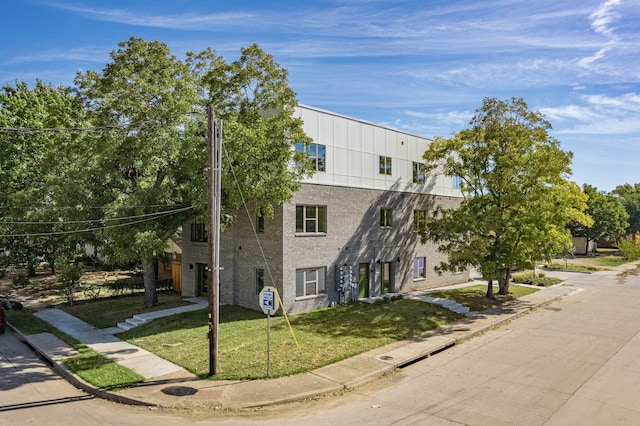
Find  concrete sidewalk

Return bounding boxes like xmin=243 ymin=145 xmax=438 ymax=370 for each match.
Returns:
xmin=12 ymin=268 xmax=609 ymax=410
xmin=33 ymin=308 xmax=196 ymax=381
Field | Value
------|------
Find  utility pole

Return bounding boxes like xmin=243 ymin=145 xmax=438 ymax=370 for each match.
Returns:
xmin=207 ymin=105 xmax=221 ymax=376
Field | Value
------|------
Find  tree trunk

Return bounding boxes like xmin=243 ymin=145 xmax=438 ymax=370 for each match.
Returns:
xmin=142 ymin=259 xmax=158 ymax=308
xmin=486 ymin=278 xmax=495 ymax=299
xmin=498 ymin=269 xmax=511 ymax=295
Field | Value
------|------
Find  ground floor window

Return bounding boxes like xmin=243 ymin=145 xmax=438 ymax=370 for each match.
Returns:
xmin=255 ymin=268 xmax=265 ymax=294
xmin=296 ymin=267 xmax=326 ymax=298
xmin=413 ymin=257 xmax=426 ymax=279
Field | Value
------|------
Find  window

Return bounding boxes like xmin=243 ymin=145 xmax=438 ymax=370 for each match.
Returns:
xmin=413 ymin=210 xmax=427 ymax=232
xmin=163 ymin=254 xmax=173 ymax=271
xmin=296 ymin=205 xmax=327 ymax=233
xmin=413 ymin=257 xmax=426 ymax=279
xmin=296 ymin=267 xmax=326 ymax=298
xmin=379 ymin=156 xmax=392 ymax=175
xmin=255 ymin=269 xmax=265 ymax=294
xmin=380 ymin=208 xmax=392 ymax=228
xmin=413 ymin=162 xmax=426 ymax=184
xmin=190 ymin=219 xmax=207 ymax=242
xmin=296 ymin=142 xmax=326 ymax=172
xmin=453 ymin=174 xmax=462 ymax=189
xmin=256 ymin=210 xmax=265 ymax=233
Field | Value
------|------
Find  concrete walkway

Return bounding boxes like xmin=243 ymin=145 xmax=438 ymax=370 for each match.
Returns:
xmin=14 ymin=265 xmax=630 ymax=410
xmin=33 ymin=306 xmax=200 ymax=381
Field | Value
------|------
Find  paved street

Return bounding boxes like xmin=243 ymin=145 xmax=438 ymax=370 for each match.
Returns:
xmin=250 ymin=268 xmax=640 ymax=425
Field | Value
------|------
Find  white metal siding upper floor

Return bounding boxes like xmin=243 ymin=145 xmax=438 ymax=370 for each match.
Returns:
xmin=295 ymin=104 xmax=462 ymax=198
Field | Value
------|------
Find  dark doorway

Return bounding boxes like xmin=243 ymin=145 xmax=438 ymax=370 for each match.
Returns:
xmin=197 ymin=263 xmax=208 ymax=297
xmin=381 ymin=262 xmax=392 ymax=294
xmin=358 ymin=263 xmax=370 ymax=298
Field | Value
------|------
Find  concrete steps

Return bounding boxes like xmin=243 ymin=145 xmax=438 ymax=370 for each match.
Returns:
xmin=112 ymin=298 xmax=208 ymax=333
xmin=116 ymin=315 xmax=149 ymax=331
xmin=403 ymin=294 xmax=470 ymax=315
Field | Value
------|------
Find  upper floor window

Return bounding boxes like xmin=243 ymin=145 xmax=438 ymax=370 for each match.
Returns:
xmin=413 ymin=210 xmax=427 ymax=232
xmin=190 ymin=219 xmax=207 ymax=242
xmin=296 ymin=267 xmax=327 ymax=298
xmin=256 ymin=210 xmax=265 ymax=234
xmin=379 ymin=156 xmax=392 ymax=175
xmin=296 ymin=205 xmax=327 ymax=233
xmin=380 ymin=208 xmax=392 ymax=228
xmin=296 ymin=142 xmax=326 ymax=172
xmin=413 ymin=162 xmax=426 ymax=184
xmin=453 ymin=173 xmax=462 ymax=189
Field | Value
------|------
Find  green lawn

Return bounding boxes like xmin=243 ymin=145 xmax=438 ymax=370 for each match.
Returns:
xmin=7 ymin=283 xmax=541 ymax=386
xmin=594 ymin=257 xmax=632 ymax=267
xmin=426 ymin=284 xmax=539 ymax=311
xmin=58 ymin=290 xmax=190 ymax=329
xmin=544 ymin=262 xmax=601 ymax=273
xmin=117 ymin=300 xmax=463 ymax=380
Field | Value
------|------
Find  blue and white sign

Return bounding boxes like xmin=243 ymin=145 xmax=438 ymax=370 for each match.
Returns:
xmin=259 ymin=286 xmax=280 ymax=314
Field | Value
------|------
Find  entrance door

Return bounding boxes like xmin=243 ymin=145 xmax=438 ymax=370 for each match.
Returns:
xmin=381 ymin=262 xmax=392 ymax=294
xmin=197 ymin=263 xmax=208 ymax=297
xmin=358 ymin=263 xmax=369 ymax=298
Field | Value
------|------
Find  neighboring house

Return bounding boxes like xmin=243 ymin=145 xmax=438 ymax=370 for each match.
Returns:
xmin=572 ymin=237 xmax=597 ymax=255
xmin=159 ymin=231 xmax=183 ymax=292
xmin=181 ymin=105 xmax=470 ymax=314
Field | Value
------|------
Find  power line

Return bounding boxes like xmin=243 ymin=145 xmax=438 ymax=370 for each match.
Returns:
xmin=0 ymin=204 xmax=190 ymax=211
xmin=0 ymin=112 xmax=204 ymax=134
xmin=0 ymin=206 xmax=193 ymax=225
xmin=0 ymin=206 xmax=193 ymax=238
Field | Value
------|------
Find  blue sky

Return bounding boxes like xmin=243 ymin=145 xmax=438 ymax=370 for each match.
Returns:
xmin=2 ymin=0 xmax=639 ymax=192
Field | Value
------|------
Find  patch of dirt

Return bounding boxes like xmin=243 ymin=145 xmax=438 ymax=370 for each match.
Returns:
xmin=0 ymin=268 xmax=143 ymax=309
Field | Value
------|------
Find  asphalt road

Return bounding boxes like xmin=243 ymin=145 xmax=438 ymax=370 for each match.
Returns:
xmin=248 ymin=268 xmax=640 ymax=425
xmin=3 ymin=268 xmax=640 ymax=425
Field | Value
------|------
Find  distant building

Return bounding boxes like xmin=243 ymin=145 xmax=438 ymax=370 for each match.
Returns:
xmin=181 ymin=105 xmax=469 ymax=313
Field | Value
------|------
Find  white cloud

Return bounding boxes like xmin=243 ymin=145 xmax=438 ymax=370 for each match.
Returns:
xmin=584 ymin=93 xmax=640 ymax=111
xmin=541 ymin=92 xmax=640 ymax=135
xmin=4 ymin=48 xmax=107 ymax=65
xmin=48 ymin=3 xmax=256 ymax=30
xmin=589 ymin=0 xmax=622 ymax=37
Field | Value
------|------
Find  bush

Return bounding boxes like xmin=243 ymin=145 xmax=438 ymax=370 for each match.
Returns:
xmin=618 ymin=240 xmax=640 ymax=261
xmin=512 ymin=271 xmax=562 ymax=287
xmin=157 ymin=279 xmax=173 ymax=291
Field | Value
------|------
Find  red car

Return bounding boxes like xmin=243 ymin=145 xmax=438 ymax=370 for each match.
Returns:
xmin=0 ymin=304 xmax=6 ymax=334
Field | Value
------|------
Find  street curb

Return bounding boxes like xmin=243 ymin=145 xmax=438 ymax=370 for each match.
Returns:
xmin=7 ymin=323 xmax=155 ymax=407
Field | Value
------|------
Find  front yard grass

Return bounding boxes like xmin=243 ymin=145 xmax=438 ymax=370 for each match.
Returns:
xmin=7 ymin=282 xmax=543 ymax=386
xmin=543 ymin=262 xmax=601 ymax=273
xmin=58 ymin=290 xmax=189 ymax=329
xmin=117 ymin=300 xmax=463 ymax=380
xmin=426 ymin=284 xmax=539 ymax=311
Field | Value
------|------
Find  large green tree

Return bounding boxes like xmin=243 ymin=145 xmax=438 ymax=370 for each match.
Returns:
xmin=421 ymin=97 xmax=591 ymax=298
xmin=0 ymin=80 xmax=89 ymax=275
xmin=74 ymin=38 xmax=312 ymax=307
xmin=187 ymin=44 xmax=312 ymax=218
xmin=74 ymin=37 xmax=201 ymax=307
xmin=568 ymin=184 xmax=628 ymax=251
xmin=613 ymin=183 xmax=640 ymax=236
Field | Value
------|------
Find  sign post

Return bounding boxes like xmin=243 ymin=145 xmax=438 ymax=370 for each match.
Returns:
xmin=259 ymin=286 xmax=280 ymax=376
